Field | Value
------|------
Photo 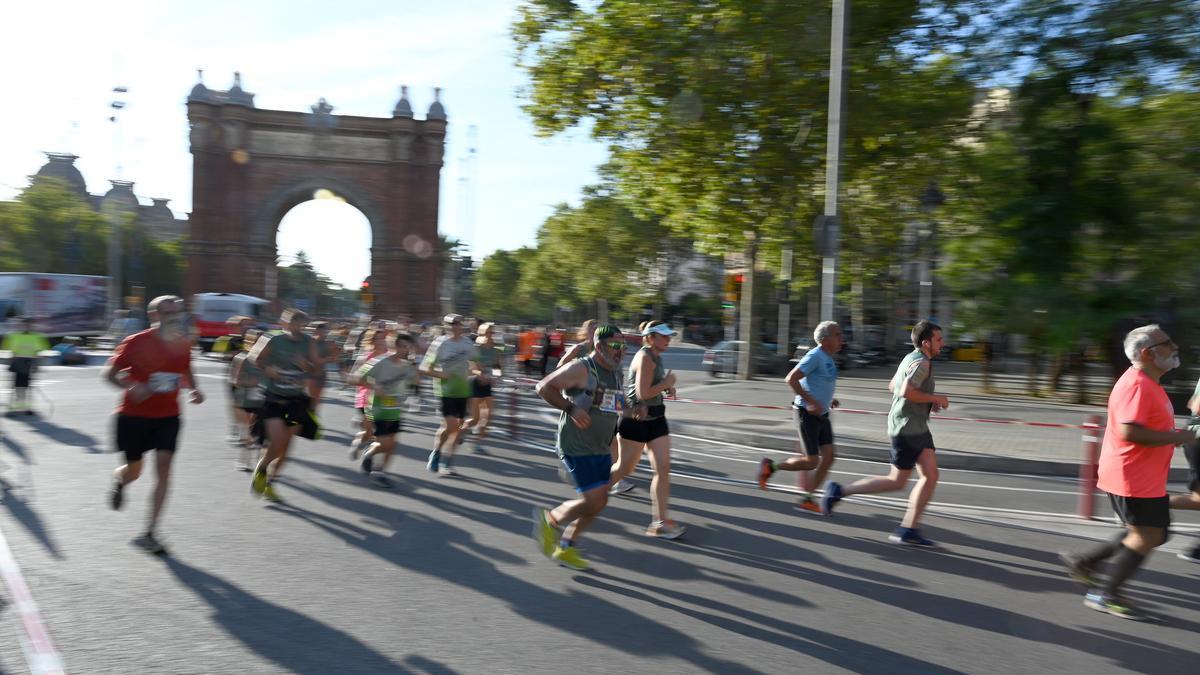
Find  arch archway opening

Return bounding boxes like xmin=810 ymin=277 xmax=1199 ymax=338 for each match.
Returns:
xmin=275 ymin=194 xmax=371 ymax=317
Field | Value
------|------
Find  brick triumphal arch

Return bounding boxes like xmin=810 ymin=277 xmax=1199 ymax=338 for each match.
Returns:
xmin=185 ymin=73 xmax=446 ymax=319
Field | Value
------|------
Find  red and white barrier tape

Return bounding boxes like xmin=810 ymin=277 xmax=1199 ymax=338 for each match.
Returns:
xmin=500 ymin=377 xmax=1107 ymax=431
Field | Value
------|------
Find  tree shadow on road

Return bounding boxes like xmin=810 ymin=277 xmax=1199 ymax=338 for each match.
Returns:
xmin=1 ymin=433 xmax=31 ymax=465
xmin=162 ymin=557 xmax=416 ymax=674
xmin=577 ymin=573 xmax=966 ymax=675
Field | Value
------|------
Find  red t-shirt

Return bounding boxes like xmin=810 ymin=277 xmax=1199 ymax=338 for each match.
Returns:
xmin=1097 ymin=367 xmax=1177 ymax=498
xmin=108 ymin=329 xmax=193 ymax=418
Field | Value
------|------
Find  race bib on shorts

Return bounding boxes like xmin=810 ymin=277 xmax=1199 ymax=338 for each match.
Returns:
xmin=149 ymin=372 xmax=181 ymax=393
xmin=246 ymin=387 xmax=265 ymax=404
xmin=378 ymin=395 xmax=400 ymax=410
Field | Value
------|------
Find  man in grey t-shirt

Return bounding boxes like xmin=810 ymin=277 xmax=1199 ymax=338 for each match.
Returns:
xmin=820 ymin=320 xmax=949 ymax=546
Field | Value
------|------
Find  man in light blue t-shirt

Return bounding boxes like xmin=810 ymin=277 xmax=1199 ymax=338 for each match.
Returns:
xmin=757 ymin=320 xmax=843 ymax=513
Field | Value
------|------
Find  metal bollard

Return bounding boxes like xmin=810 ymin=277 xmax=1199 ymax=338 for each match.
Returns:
xmin=1078 ymin=414 xmax=1102 ymax=520
xmin=508 ymin=383 xmax=519 ymax=440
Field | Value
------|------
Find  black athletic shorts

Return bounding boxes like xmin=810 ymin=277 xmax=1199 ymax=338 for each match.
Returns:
xmin=793 ymin=406 xmax=834 ymax=456
xmin=261 ymin=392 xmax=311 ymax=426
xmin=890 ymin=432 xmax=935 ymax=470
xmin=618 ymin=405 xmax=669 ymax=443
xmin=440 ymin=396 xmax=468 ymax=419
xmin=10 ymin=357 xmax=33 ymax=388
xmin=372 ymin=419 xmax=402 ymax=436
xmin=1109 ymin=493 xmax=1171 ymax=530
xmin=116 ymin=414 xmax=180 ymax=463
xmin=1186 ymin=441 xmax=1200 ymax=493
xmin=471 ymin=378 xmax=493 ymax=399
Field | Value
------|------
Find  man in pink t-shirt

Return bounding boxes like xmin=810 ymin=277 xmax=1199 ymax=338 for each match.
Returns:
xmin=1061 ymin=324 xmax=1194 ymax=621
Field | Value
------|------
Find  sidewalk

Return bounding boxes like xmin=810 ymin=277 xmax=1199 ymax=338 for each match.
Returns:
xmin=661 ymin=357 xmax=1192 ymax=480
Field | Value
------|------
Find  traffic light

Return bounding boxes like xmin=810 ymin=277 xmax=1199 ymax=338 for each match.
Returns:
xmin=360 ymin=277 xmax=373 ymax=307
xmin=723 ymin=272 xmax=744 ymax=307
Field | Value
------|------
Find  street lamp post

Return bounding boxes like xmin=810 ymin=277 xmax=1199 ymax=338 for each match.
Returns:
xmin=106 ymin=86 xmax=128 ymax=319
xmin=819 ymin=0 xmax=849 ymax=323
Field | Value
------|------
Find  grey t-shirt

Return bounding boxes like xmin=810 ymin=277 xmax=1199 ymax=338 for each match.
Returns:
xmin=887 ymin=350 xmax=935 ymax=437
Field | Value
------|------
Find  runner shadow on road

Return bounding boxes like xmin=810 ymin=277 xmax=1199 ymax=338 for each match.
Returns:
xmin=0 ymin=479 xmax=62 ymax=559
xmin=14 ymin=416 xmax=104 ymax=454
xmin=1 ymin=434 xmax=30 ymax=464
xmin=161 ymin=557 xmax=419 ymax=674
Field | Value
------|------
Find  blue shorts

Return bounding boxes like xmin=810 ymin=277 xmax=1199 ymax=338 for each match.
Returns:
xmin=889 ymin=432 xmax=934 ymax=470
xmin=559 ymin=453 xmax=611 ymax=493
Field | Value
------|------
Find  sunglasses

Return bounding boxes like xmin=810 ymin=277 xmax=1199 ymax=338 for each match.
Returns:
xmin=604 ymin=341 xmax=626 ymax=350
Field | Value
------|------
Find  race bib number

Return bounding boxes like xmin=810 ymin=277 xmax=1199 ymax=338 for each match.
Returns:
xmin=276 ymin=369 xmax=304 ymax=389
xmin=246 ymin=387 xmax=266 ymax=404
xmin=149 ymin=372 xmax=181 ymax=394
xmin=378 ymin=395 xmax=400 ymax=410
xmin=598 ymin=391 xmax=626 ymax=414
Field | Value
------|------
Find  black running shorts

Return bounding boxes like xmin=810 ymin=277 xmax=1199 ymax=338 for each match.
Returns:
xmin=793 ymin=406 xmax=834 ymax=456
xmin=261 ymin=392 xmax=312 ymax=426
xmin=116 ymin=414 xmax=180 ymax=463
xmin=471 ymin=378 xmax=493 ymax=399
xmin=889 ymin=432 xmax=934 ymax=471
xmin=373 ymin=419 xmax=402 ymax=436
xmin=618 ymin=413 xmax=670 ymax=444
xmin=1185 ymin=439 xmax=1200 ymax=494
xmin=440 ymin=397 xmax=468 ymax=419
xmin=1109 ymin=494 xmax=1171 ymax=530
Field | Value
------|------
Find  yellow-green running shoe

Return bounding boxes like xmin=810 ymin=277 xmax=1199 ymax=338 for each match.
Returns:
xmin=262 ymin=483 xmax=282 ymax=503
xmin=251 ymin=471 xmax=267 ymax=496
xmin=531 ymin=507 xmax=555 ymax=558
xmin=552 ymin=545 xmax=589 ymax=571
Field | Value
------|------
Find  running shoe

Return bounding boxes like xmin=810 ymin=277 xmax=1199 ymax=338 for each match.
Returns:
xmin=369 ymin=471 xmax=394 ymax=488
xmin=439 ymin=465 xmax=458 ymax=477
xmin=349 ymin=435 xmax=365 ymax=460
xmin=109 ymin=474 xmax=125 ymax=510
xmin=609 ymin=479 xmax=636 ymax=495
xmin=794 ymin=497 xmax=822 ymax=514
xmin=1058 ymin=551 xmax=1100 ymax=588
xmin=646 ymin=519 xmax=687 ymax=540
xmin=757 ymin=457 xmax=776 ymax=490
xmin=1083 ymin=592 xmax=1158 ymax=621
xmin=426 ymin=449 xmax=441 ymax=473
xmin=552 ymin=545 xmax=589 ymax=571
xmin=819 ymin=481 xmax=843 ymax=516
xmin=360 ymin=452 xmax=375 ymax=475
xmin=262 ymin=483 xmax=282 ymax=503
xmin=251 ymin=470 xmax=268 ymax=496
xmin=531 ymin=507 xmax=556 ymax=558
xmin=132 ymin=532 xmax=167 ymax=555
xmin=888 ymin=527 xmax=936 ymax=547
xmin=1178 ymin=548 xmax=1200 ymax=564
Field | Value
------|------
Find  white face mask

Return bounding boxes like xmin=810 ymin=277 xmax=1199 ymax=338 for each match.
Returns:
xmin=1155 ymin=352 xmax=1181 ymax=371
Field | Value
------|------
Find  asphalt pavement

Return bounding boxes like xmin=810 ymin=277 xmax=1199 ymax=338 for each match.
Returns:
xmin=0 ymin=357 xmax=1197 ymax=674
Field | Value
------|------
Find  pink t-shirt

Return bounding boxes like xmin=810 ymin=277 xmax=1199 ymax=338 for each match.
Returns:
xmin=1097 ymin=367 xmax=1176 ymax=498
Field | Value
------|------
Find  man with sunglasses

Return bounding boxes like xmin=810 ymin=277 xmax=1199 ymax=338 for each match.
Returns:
xmin=420 ymin=313 xmax=476 ymax=475
xmin=104 ymin=295 xmax=204 ymax=555
xmin=1060 ymin=325 xmax=1196 ymax=621
xmin=531 ymin=324 xmax=627 ymax=570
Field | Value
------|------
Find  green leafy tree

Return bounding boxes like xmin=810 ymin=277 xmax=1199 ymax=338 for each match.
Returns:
xmin=0 ymin=178 xmax=108 ymax=275
xmin=514 ymin=0 xmax=978 ymax=374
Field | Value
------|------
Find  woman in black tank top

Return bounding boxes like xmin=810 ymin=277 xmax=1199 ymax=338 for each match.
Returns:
xmin=610 ymin=321 xmax=687 ymax=540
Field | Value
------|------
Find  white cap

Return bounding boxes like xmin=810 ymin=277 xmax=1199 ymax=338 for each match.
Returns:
xmin=642 ymin=323 xmax=677 ymax=337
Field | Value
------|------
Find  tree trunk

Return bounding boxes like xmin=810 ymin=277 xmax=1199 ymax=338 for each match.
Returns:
xmin=597 ymin=298 xmax=609 ymax=326
xmin=850 ymin=263 xmax=865 ymax=352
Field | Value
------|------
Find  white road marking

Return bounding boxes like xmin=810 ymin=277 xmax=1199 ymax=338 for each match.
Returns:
xmin=0 ymin=524 xmax=65 ymax=674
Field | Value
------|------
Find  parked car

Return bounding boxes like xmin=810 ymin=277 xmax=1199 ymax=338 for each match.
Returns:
xmin=703 ymin=341 xmax=791 ymax=376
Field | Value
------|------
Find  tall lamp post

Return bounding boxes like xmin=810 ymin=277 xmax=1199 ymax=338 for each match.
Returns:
xmin=819 ymin=0 xmax=849 ymax=323
xmin=916 ymin=183 xmax=944 ymax=322
xmin=106 ymin=86 xmax=128 ymax=318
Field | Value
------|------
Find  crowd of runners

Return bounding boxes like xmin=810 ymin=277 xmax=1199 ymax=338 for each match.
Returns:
xmin=4 ymin=293 xmax=1197 ymax=623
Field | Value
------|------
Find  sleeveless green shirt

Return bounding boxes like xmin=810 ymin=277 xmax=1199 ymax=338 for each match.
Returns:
xmin=556 ymin=355 xmax=622 ymax=457
xmin=626 ymin=346 xmax=666 ymax=408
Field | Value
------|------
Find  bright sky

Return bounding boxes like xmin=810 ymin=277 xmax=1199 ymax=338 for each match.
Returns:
xmin=0 ymin=0 xmax=609 ymax=289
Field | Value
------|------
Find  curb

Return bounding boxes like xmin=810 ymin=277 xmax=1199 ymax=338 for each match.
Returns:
xmin=669 ymin=420 xmax=1193 ymax=481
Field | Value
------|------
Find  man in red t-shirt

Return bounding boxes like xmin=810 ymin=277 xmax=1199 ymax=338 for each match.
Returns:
xmin=1061 ymin=324 xmax=1194 ymax=620
xmin=103 ymin=295 xmax=205 ymax=555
